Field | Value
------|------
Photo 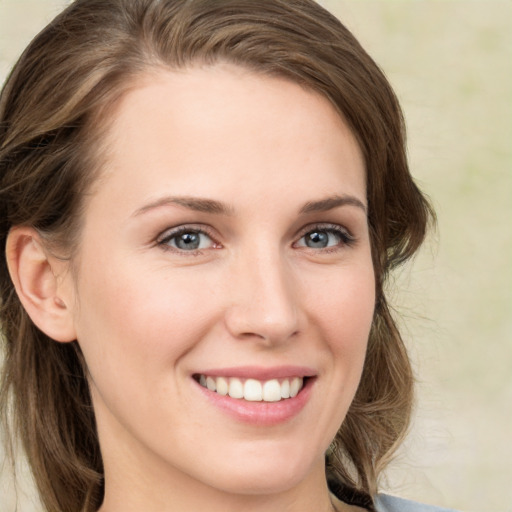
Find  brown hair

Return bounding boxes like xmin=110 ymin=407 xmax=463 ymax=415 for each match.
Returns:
xmin=0 ymin=1 xmax=433 ymax=510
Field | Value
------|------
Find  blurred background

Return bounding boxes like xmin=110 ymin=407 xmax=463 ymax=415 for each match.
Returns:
xmin=1 ymin=0 xmax=511 ymax=511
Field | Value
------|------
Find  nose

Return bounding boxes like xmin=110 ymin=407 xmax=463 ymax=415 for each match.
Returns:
xmin=224 ymin=249 xmax=301 ymax=346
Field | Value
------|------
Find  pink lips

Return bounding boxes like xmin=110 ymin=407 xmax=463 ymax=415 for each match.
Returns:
xmin=193 ymin=366 xmax=316 ymax=426
xmin=197 ymin=365 xmax=317 ymax=380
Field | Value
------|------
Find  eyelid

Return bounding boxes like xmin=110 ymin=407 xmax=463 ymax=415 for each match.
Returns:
xmin=154 ymin=222 xmax=355 ymax=254
xmin=293 ymin=223 xmax=356 ymax=248
xmin=156 ymin=224 xmax=220 ymax=252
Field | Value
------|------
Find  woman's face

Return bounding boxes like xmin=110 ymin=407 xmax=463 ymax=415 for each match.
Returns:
xmin=65 ymin=64 xmax=375 ymax=501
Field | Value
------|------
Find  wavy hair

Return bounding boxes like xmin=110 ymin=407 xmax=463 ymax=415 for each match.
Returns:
xmin=0 ymin=1 xmax=433 ymax=510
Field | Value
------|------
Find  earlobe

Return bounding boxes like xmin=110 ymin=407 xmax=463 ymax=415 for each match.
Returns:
xmin=6 ymin=227 xmax=77 ymax=343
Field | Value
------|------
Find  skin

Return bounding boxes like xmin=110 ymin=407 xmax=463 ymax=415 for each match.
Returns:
xmin=10 ymin=63 xmax=375 ymax=511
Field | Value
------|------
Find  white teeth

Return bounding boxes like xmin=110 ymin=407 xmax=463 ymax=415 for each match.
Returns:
xmin=206 ymin=376 xmax=216 ymax=391
xmin=280 ymin=379 xmax=290 ymax=399
xmin=244 ymin=379 xmax=262 ymax=401
xmin=290 ymin=377 xmax=302 ymax=398
xmin=216 ymin=376 xmax=229 ymax=396
xmin=198 ymin=375 xmax=305 ymax=402
xmin=262 ymin=379 xmax=281 ymax=402
xmin=228 ymin=377 xmax=244 ymax=399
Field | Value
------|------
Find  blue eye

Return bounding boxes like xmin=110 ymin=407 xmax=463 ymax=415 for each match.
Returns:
xmin=296 ymin=226 xmax=353 ymax=250
xmin=159 ymin=228 xmax=214 ymax=251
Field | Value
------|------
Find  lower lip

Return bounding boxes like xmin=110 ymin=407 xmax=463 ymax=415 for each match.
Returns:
xmin=194 ymin=378 xmax=315 ymax=426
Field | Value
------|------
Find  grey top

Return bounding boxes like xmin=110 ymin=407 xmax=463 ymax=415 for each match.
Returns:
xmin=375 ymin=494 xmax=458 ymax=512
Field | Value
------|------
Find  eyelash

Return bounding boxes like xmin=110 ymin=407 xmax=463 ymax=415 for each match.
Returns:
xmin=156 ymin=223 xmax=355 ymax=255
xmin=156 ymin=225 xmax=219 ymax=254
xmin=294 ymin=223 xmax=356 ymax=252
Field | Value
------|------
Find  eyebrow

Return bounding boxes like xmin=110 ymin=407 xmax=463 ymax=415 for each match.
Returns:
xmin=299 ymin=195 xmax=367 ymax=215
xmin=133 ymin=193 xmax=366 ymax=218
xmin=133 ymin=196 xmax=234 ymax=217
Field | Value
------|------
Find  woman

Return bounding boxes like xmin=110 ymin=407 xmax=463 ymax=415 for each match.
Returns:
xmin=0 ymin=1 xmax=446 ymax=511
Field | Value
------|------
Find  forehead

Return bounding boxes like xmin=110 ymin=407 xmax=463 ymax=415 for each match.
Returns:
xmin=92 ymin=63 xmax=366 ymax=215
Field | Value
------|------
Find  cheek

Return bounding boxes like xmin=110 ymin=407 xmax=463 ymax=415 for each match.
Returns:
xmin=73 ymin=261 xmax=218 ymax=375
xmin=307 ymin=261 xmax=375 ymax=346
xmin=71 ymin=266 xmax=217 ymax=438
xmin=293 ymin=260 xmax=374 ymax=447
xmin=306 ymin=259 xmax=375 ymax=417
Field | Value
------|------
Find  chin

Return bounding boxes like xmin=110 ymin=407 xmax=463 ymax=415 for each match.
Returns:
xmin=211 ymin=468 xmax=308 ymax=496
xmin=195 ymin=444 xmax=323 ymax=496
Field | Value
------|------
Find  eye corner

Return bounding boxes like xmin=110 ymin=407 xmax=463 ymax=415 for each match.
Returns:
xmin=156 ymin=224 xmax=221 ymax=254
xmin=293 ymin=223 xmax=356 ymax=252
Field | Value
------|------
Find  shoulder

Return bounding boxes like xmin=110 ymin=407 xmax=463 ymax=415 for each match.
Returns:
xmin=374 ymin=494 xmax=459 ymax=512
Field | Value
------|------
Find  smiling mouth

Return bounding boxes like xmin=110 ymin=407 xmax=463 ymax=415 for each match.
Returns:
xmin=195 ymin=375 xmax=305 ymax=402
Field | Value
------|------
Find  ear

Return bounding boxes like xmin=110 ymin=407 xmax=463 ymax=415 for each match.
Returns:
xmin=6 ymin=226 xmax=77 ymax=343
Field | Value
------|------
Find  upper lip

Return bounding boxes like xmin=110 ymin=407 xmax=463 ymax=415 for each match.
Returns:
xmin=194 ymin=365 xmax=317 ymax=380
